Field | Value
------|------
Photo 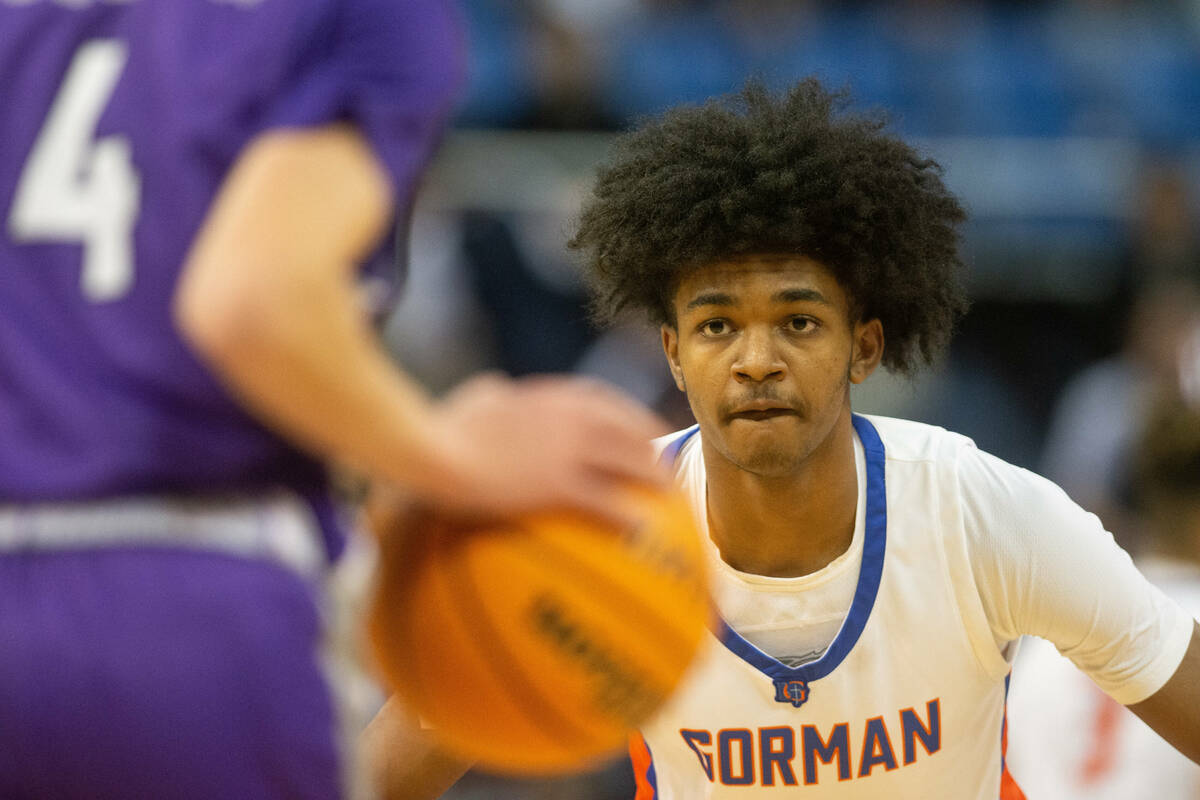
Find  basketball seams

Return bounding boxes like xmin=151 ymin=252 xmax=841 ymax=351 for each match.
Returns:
xmin=446 ymin=531 xmax=605 ymax=756
xmin=517 ymin=525 xmax=704 ymax=660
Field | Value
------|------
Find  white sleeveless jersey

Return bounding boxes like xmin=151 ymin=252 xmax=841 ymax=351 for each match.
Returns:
xmin=630 ymin=414 xmax=1193 ymax=799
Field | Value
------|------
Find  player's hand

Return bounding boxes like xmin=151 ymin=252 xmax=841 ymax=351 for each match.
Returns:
xmin=416 ymin=373 xmax=671 ymax=528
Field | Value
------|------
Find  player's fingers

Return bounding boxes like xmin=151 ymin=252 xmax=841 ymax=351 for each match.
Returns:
xmin=575 ymin=431 xmax=669 ymax=489
xmin=586 ymin=393 xmax=670 ymax=441
xmin=526 ymin=376 xmax=669 ymax=439
xmin=549 ymin=473 xmax=646 ymax=532
xmin=444 ymin=370 xmax=508 ymax=404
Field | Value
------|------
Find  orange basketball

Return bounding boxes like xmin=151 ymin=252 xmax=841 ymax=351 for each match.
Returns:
xmin=367 ymin=486 xmax=710 ymax=774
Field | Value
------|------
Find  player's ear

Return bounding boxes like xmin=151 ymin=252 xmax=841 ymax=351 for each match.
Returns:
xmin=849 ymin=318 xmax=883 ymax=385
xmin=661 ymin=324 xmax=686 ymax=393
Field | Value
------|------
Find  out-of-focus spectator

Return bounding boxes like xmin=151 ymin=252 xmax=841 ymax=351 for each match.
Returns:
xmin=388 ymin=184 xmax=680 ymax=422
xmin=1129 ymin=159 xmax=1200 ymax=286
xmin=1040 ymin=278 xmax=1200 ymax=550
xmin=521 ymin=2 xmax=620 ymax=129
xmin=460 ymin=209 xmax=595 ymax=375
xmin=455 ymin=0 xmax=623 ymax=130
xmin=1007 ymin=395 xmax=1200 ymax=799
xmin=1039 ymin=157 xmax=1200 ymax=551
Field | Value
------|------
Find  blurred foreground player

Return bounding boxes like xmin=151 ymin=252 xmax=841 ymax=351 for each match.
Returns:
xmin=1007 ymin=396 xmax=1200 ymax=798
xmin=0 ymin=2 xmax=664 ymax=798
xmin=568 ymin=80 xmax=1200 ymax=798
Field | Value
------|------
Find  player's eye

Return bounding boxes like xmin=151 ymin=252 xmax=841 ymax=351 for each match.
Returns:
xmin=788 ymin=316 xmax=817 ymax=333
xmin=699 ymin=319 xmax=730 ymax=337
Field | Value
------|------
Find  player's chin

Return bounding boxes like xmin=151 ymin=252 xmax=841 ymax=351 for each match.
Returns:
xmin=727 ymin=440 xmax=806 ymax=477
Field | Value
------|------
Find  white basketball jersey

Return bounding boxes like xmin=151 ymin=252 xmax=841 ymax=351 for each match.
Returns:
xmin=631 ymin=414 xmax=1026 ymax=799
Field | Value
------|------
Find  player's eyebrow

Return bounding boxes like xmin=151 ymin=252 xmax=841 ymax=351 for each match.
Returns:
xmin=774 ymin=288 xmax=831 ymax=305
xmin=685 ymin=291 xmax=737 ymax=311
xmin=685 ymin=287 xmax=832 ymax=311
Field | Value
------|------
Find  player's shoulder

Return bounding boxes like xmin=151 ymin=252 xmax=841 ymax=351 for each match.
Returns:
xmin=858 ymin=413 xmax=978 ymax=465
xmin=863 ymin=414 xmax=1071 ymax=512
xmin=872 ymin=414 xmax=1082 ymax=522
xmin=868 ymin=417 xmax=1065 ymax=491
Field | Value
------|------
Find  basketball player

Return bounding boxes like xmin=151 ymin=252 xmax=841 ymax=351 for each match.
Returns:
xmin=1006 ymin=396 xmax=1200 ymax=798
xmin=568 ymin=79 xmax=1200 ymax=798
xmin=0 ymin=1 xmax=664 ymax=798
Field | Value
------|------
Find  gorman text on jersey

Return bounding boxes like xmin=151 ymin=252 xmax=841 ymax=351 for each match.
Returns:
xmin=678 ymin=699 xmax=941 ymax=787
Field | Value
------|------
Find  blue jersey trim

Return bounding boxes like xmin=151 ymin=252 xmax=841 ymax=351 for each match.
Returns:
xmin=699 ymin=414 xmax=888 ymax=683
xmin=999 ymin=671 xmax=1011 ymax=797
xmin=658 ymin=425 xmax=700 ymax=468
xmin=647 ymin=742 xmax=658 ymax=795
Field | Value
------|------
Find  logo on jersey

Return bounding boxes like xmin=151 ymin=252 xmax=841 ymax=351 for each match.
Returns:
xmin=677 ymin=699 xmax=943 ymax=786
xmin=773 ymin=678 xmax=810 ymax=708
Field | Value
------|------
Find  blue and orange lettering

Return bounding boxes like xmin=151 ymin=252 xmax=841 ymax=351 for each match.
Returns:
xmin=858 ymin=716 xmax=898 ymax=776
xmin=802 ymin=723 xmax=851 ymax=784
xmin=900 ymin=699 xmax=942 ymax=765
xmin=718 ymin=729 xmax=755 ymax=786
xmin=680 ymin=729 xmax=714 ymax=781
xmin=758 ymin=726 xmax=798 ymax=786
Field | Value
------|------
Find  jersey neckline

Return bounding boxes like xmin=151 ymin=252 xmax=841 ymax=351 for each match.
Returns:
xmin=660 ymin=413 xmax=887 ymax=683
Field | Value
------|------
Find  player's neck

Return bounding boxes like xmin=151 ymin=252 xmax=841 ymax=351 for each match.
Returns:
xmin=703 ymin=411 xmax=858 ymax=579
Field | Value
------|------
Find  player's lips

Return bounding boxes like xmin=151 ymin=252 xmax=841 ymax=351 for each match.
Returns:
xmin=726 ymin=400 xmax=799 ymax=421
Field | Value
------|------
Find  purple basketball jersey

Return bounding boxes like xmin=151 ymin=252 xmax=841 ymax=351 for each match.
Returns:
xmin=0 ymin=0 xmax=463 ymax=514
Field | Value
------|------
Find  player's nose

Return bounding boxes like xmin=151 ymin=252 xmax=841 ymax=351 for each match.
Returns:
xmin=731 ymin=326 xmax=785 ymax=383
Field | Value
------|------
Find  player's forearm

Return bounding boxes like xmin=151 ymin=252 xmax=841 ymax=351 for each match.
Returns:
xmin=364 ymin=695 xmax=471 ymax=800
xmin=175 ymin=125 xmax=462 ymax=497
xmin=178 ymin=264 xmax=457 ymax=495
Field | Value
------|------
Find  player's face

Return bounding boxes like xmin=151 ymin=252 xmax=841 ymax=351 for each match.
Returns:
xmin=662 ymin=256 xmax=882 ymax=477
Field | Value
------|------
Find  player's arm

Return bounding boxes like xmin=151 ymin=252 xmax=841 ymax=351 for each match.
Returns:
xmin=175 ymin=125 xmax=666 ymax=522
xmin=1128 ymin=620 xmax=1200 ymax=764
xmin=175 ymin=124 xmax=447 ymax=494
xmin=363 ymin=695 xmax=472 ymax=800
xmin=960 ymin=448 xmax=1200 ymax=759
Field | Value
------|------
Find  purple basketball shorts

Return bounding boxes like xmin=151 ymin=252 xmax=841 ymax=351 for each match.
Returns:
xmin=0 ymin=514 xmax=372 ymax=799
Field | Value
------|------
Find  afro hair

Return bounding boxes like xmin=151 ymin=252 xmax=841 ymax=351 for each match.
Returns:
xmin=570 ymin=79 xmax=970 ymax=375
